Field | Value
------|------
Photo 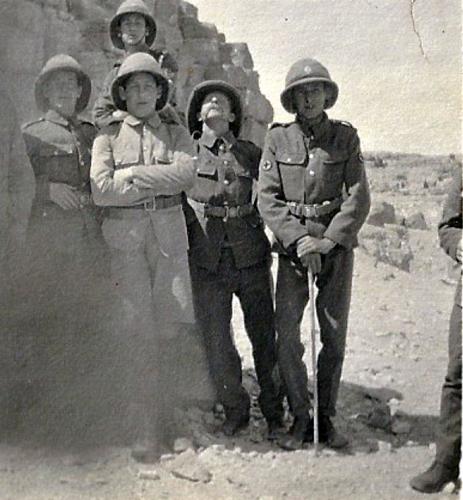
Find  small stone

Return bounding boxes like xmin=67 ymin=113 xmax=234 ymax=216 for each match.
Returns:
xmin=247 ymin=451 xmax=258 ymax=458
xmin=210 ymin=444 xmax=226 ymax=453
xmin=366 ymin=406 xmax=392 ymax=431
xmin=429 ymin=442 xmax=436 ymax=453
xmin=138 ymin=470 xmax=161 ymax=481
xmin=173 ymin=438 xmax=194 ymax=453
xmin=160 ymin=453 xmax=175 ymax=463
xmin=377 ymin=441 xmax=393 ymax=453
xmin=442 ymin=481 xmax=458 ymax=494
xmin=168 ymin=449 xmax=212 ymax=484
xmin=391 ymin=418 xmax=412 ymax=435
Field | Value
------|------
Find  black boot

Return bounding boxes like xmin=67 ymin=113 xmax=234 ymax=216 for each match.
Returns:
xmin=278 ymin=417 xmax=312 ymax=450
xmin=222 ymin=413 xmax=249 ymax=436
xmin=305 ymin=415 xmax=349 ymax=449
xmin=410 ymin=461 xmax=460 ymax=493
xmin=267 ymin=417 xmax=285 ymax=441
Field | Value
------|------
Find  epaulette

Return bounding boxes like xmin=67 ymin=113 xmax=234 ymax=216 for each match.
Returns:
xmin=21 ymin=117 xmax=45 ymax=131
xmin=331 ymin=119 xmax=354 ymax=128
xmin=269 ymin=122 xmax=292 ymax=130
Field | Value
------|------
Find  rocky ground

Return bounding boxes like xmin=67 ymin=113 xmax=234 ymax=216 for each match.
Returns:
xmin=0 ymin=156 xmax=461 ymax=499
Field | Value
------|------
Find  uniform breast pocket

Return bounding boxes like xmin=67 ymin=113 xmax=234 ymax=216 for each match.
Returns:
xmin=38 ymin=144 xmax=79 ymax=184
xmin=320 ymin=156 xmax=346 ymax=187
xmin=276 ymin=150 xmax=307 ymax=200
xmin=196 ymin=160 xmax=218 ymax=180
xmin=113 ymin=148 xmax=140 ymax=170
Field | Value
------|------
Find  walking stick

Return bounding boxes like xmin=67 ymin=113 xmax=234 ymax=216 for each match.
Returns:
xmin=308 ymin=269 xmax=319 ymax=454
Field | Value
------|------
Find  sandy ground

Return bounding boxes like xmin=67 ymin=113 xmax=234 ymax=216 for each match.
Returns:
xmin=0 ymin=160 xmax=460 ymax=499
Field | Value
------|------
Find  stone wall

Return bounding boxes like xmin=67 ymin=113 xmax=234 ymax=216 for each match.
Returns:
xmin=0 ymin=0 xmax=272 ymax=145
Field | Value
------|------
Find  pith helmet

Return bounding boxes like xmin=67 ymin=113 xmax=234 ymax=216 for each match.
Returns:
xmin=280 ymin=58 xmax=339 ymax=113
xmin=111 ymin=52 xmax=169 ymax=111
xmin=110 ymin=0 xmax=157 ymax=50
xmin=187 ymin=80 xmax=243 ymax=137
xmin=35 ymin=54 xmax=91 ymax=113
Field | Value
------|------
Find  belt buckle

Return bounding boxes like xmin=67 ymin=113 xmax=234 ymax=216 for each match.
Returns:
xmin=222 ymin=205 xmax=230 ymax=222
xmin=304 ymin=205 xmax=318 ymax=218
xmin=143 ymin=198 xmax=157 ymax=211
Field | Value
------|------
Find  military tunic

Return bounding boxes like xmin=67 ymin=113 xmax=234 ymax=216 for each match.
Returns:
xmin=22 ymin=109 xmax=105 ymax=304
xmin=435 ymin=166 xmax=462 ymax=470
xmin=21 ymin=109 xmax=110 ymax=428
xmin=91 ymin=113 xmax=196 ymax=439
xmin=186 ymin=132 xmax=283 ymax=424
xmin=258 ymin=113 xmax=370 ymax=419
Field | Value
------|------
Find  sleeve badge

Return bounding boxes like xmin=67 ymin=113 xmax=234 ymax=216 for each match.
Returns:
xmin=262 ymin=160 xmax=272 ymax=171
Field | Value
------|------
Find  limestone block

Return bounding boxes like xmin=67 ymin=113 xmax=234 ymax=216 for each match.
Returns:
xmin=229 ymin=42 xmax=254 ymax=69
xmin=222 ymin=64 xmax=248 ymax=90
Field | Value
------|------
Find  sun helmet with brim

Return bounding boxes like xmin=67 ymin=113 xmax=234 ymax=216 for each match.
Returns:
xmin=111 ymin=52 xmax=169 ymax=112
xmin=110 ymin=0 xmax=157 ymax=50
xmin=187 ymin=80 xmax=243 ymax=138
xmin=34 ymin=54 xmax=92 ymax=113
xmin=280 ymin=58 xmax=339 ymax=114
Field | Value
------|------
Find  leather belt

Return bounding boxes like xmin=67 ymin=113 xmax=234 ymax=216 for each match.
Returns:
xmin=189 ymin=198 xmax=255 ymax=221
xmin=287 ymin=196 xmax=342 ymax=219
xmin=106 ymin=194 xmax=182 ymax=218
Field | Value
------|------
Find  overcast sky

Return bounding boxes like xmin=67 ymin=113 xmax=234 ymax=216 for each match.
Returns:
xmin=188 ymin=0 xmax=461 ymax=155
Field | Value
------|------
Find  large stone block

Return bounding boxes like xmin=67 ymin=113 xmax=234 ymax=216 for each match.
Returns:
xmin=367 ymin=201 xmax=397 ymax=227
xmin=244 ymin=90 xmax=273 ymax=124
xmin=241 ymin=118 xmax=268 ymax=148
xmin=179 ymin=16 xmax=218 ymax=40
xmin=222 ymin=64 xmax=248 ymax=90
xmin=359 ymin=223 xmax=414 ymax=272
xmin=229 ymin=42 xmax=253 ymax=69
xmin=179 ymin=38 xmax=220 ymax=66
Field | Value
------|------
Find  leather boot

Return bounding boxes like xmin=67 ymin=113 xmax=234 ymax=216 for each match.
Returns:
xmin=278 ymin=417 xmax=312 ymax=450
xmin=410 ymin=461 xmax=460 ymax=493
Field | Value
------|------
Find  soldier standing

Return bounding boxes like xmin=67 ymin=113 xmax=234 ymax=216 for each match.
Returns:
xmin=22 ymin=55 xmax=107 ymax=430
xmin=185 ymin=80 xmax=284 ymax=438
xmin=90 ymin=53 xmax=196 ymax=462
xmin=258 ymin=58 xmax=370 ymax=450
xmin=410 ymin=166 xmax=461 ymax=493
xmin=93 ymin=0 xmax=180 ymax=129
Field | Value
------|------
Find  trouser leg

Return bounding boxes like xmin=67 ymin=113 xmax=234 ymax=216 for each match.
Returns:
xmin=436 ymin=302 xmax=462 ymax=469
xmin=190 ymin=253 xmax=250 ymax=420
xmin=107 ymin=245 xmax=157 ymax=443
xmin=237 ymin=260 xmax=283 ymax=422
xmin=315 ymin=248 xmax=353 ymax=417
xmin=275 ymin=256 xmax=311 ymax=419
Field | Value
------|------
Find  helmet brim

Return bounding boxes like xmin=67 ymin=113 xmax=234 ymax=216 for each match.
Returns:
xmin=186 ymin=80 xmax=243 ymax=137
xmin=35 ymin=68 xmax=91 ymax=113
xmin=280 ymin=77 xmax=338 ymax=114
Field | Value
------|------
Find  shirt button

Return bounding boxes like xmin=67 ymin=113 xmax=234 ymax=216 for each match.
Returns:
xmin=223 ymin=179 xmax=230 ymax=185
xmin=309 ymin=153 xmax=314 ymax=159
xmin=223 ymin=160 xmax=230 ymax=166
xmin=309 ymin=170 xmax=315 ymax=176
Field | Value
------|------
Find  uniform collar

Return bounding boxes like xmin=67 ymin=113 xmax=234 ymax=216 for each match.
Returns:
xmin=124 ymin=112 xmax=161 ymax=129
xmin=295 ymin=112 xmax=330 ymax=140
xmin=198 ymin=129 xmax=237 ymax=149
xmin=45 ymin=109 xmax=77 ymax=127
